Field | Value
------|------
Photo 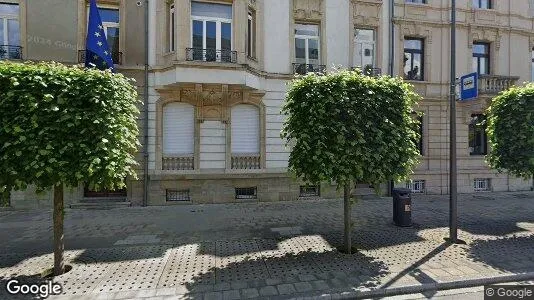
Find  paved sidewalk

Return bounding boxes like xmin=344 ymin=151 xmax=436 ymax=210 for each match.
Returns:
xmin=1 ymin=192 xmax=534 ymax=299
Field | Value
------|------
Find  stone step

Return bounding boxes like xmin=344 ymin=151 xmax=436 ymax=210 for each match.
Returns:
xmin=80 ymin=197 xmax=128 ymax=203
xmin=69 ymin=201 xmax=131 ymax=209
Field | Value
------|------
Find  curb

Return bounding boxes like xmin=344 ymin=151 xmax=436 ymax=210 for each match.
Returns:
xmin=332 ymin=272 xmax=534 ymax=299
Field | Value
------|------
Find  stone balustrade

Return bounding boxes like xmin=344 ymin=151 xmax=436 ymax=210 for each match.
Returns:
xmin=162 ymin=156 xmax=194 ymax=170
xmin=478 ymin=74 xmax=519 ymax=95
xmin=231 ymin=154 xmax=261 ymax=169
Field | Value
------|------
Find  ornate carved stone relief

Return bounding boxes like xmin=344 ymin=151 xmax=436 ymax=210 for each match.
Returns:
xmin=468 ymin=26 xmax=501 ymax=50
xmin=352 ymin=0 xmax=381 ymax=27
xmin=157 ymin=84 xmax=265 ymax=123
xmin=293 ymin=0 xmax=323 ymax=21
xmin=400 ymin=22 xmax=433 ymax=44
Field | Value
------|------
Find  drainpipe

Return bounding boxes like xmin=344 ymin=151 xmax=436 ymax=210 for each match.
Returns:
xmin=143 ymin=0 xmax=150 ymax=207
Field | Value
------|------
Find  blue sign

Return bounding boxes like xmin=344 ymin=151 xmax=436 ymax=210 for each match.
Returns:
xmin=460 ymin=72 xmax=478 ymax=101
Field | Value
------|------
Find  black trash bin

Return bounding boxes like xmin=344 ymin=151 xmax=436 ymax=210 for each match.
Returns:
xmin=392 ymin=188 xmax=412 ymax=227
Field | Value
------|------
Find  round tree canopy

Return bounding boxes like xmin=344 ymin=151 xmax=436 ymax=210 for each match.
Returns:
xmin=282 ymin=70 xmax=421 ymax=187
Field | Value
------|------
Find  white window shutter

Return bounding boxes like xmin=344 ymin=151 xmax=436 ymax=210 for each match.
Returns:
xmin=163 ymin=103 xmax=194 ymax=155
xmin=231 ymin=104 xmax=260 ymax=154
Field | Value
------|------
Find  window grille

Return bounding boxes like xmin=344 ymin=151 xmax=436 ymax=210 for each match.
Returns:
xmin=235 ymin=187 xmax=257 ymax=200
xmin=406 ymin=180 xmax=426 ymax=193
xmin=166 ymin=189 xmax=191 ymax=201
xmin=299 ymin=185 xmax=320 ymax=197
xmin=474 ymin=178 xmax=490 ymax=191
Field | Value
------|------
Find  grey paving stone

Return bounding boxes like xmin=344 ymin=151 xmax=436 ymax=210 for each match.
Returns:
xmin=294 ymin=281 xmax=314 ymax=293
xmin=204 ymin=291 xmax=223 ymax=300
xmin=213 ymin=283 xmax=231 ymax=291
xmin=230 ymin=281 xmax=248 ymax=290
xmin=222 ymin=289 xmax=240 ymax=300
xmin=259 ymin=286 xmax=278 ymax=297
xmin=298 ymin=274 xmax=317 ymax=281
xmin=311 ymin=280 xmax=330 ymax=291
xmin=277 ymin=283 xmax=297 ymax=295
xmin=240 ymin=288 xmax=259 ymax=299
xmin=265 ymin=278 xmax=282 ymax=286
xmin=156 ymin=288 xmax=177 ymax=297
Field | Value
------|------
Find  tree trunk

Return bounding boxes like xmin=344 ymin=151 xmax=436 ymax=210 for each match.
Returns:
xmin=53 ymin=183 xmax=65 ymax=276
xmin=343 ymin=183 xmax=352 ymax=254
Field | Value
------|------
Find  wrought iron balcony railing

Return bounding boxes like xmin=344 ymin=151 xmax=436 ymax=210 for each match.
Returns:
xmin=478 ymin=74 xmax=519 ymax=95
xmin=231 ymin=154 xmax=261 ymax=170
xmin=78 ymin=50 xmax=123 ymax=65
xmin=162 ymin=155 xmax=194 ymax=170
xmin=0 ymin=45 xmax=22 ymax=60
xmin=293 ymin=63 xmax=326 ymax=75
xmin=186 ymin=48 xmax=237 ymax=63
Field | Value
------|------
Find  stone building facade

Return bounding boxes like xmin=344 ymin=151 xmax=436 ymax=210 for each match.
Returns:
xmin=3 ymin=0 xmax=534 ymax=208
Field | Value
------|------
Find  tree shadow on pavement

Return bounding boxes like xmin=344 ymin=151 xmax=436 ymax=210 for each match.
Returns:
xmin=467 ymin=235 xmax=534 ymax=273
xmin=182 ymin=249 xmax=388 ymax=299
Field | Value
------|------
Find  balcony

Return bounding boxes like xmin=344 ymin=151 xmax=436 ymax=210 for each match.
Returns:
xmin=162 ymin=156 xmax=194 ymax=170
xmin=0 ymin=45 xmax=22 ymax=60
xmin=185 ymin=48 xmax=237 ymax=63
xmin=78 ymin=50 xmax=123 ymax=65
xmin=478 ymin=74 xmax=519 ymax=95
xmin=293 ymin=63 xmax=326 ymax=75
xmin=231 ymin=154 xmax=261 ymax=169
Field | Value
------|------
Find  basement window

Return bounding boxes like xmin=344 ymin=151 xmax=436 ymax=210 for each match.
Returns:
xmin=406 ymin=180 xmax=426 ymax=193
xmin=299 ymin=185 xmax=320 ymax=197
xmin=166 ymin=189 xmax=191 ymax=202
xmin=235 ymin=187 xmax=257 ymax=200
xmin=474 ymin=178 xmax=491 ymax=192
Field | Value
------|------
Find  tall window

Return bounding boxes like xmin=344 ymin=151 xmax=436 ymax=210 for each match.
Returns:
xmin=191 ymin=1 xmax=232 ymax=62
xmin=354 ymin=28 xmax=375 ymax=72
xmin=531 ymin=47 xmax=533 ymax=81
xmin=231 ymin=105 xmax=260 ymax=155
xmin=404 ymin=38 xmax=424 ymax=81
xmin=473 ymin=0 xmax=491 ymax=9
xmin=413 ymin=114 xmax=424 ymax=155
xmin=469 ymin=114 xmax=487 ymax=155
xmin=168 ymin=3 xmax=175 ymax=52
xmin=87 ymin=6 xmax=120 ymax=63
xmin=473 ymin=42 xmax=490 ymax=75
xmin=163 ymin=103 xmax=195 ymax=157
xmin=295 ymin=24 xmax=320 ymax=66
xmin=247 ymin=9 xmax=256 ymax=58
xmin=0 ymin=3 xmax=20 ymax=59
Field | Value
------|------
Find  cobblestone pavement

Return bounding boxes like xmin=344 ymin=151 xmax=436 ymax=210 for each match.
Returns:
xmin=1 ymin=192 xmax=534 ymax=299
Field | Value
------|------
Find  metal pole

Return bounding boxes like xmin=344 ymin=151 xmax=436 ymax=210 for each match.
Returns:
xmin=448 ymin=0 xmax=458 ymax=243
xmin=143 ymin=0 xmax=150 ymax=207
xmin=388 ymin=0 xmax=395 ymax=196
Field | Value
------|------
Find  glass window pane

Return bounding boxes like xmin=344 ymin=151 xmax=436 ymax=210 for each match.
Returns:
xmin=221 ymin=22 xmax=231 ymax=50
xmin=308 ymin=39 xmax=319 ymax=61
xmin=480 ymin=58 xmax=487 ymax=75
xmin=355 ymin=29 xmax=374 ymax=42
xmin=192 ymin=20 xmax=203 ymax=48
xmin=295 ymin=24 xmax=319 ymax=36
xmin=99 ymin=8 xmax=119 ymax=23
xmin=481 ymin=0 xmax=489 ymax=8
xmin=0 ymin=3 xmax=19 ymax=15
xmin=8 ymin=19 xmax=19 ymax=46
xmin=0 ymin=20 xmax=4 ymax=45
xmin=473 ymin=57 xmax=478 ymax=73
xmin=191 ymin=1 xmax=232 ymax=19
xmin=473 ymin=43 xmax=487 ymax=54
xmin=106 ymin=27 xmax=119 ymax=56
xmin=205 ymin=21 xmax=216 ymax=50
xmin=295 ymin=38 xmax=306 ymax=62
xmin=404 ymin=39 xmax=422 ymax=50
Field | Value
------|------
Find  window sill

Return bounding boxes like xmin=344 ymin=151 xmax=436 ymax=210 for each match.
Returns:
xmin=404 ymin=2 xmax=429 ymax=6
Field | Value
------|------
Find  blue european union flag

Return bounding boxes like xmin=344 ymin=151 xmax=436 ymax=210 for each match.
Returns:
xmin=85 ymin=0 xmax=114 ymax=71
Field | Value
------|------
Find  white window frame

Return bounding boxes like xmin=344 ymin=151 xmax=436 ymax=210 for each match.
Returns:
xmin=354 ymin=28 xmax=376 ymax=69
xmin=86 ymin=4 xmax=120 ymax=53
xmin=169 ymin=3 xmax=175 ymax=52
xmin=0 ymin=3 xmax=19 ymax=46
xmin=474 ymin=178 xmax=491 ymax=192
xmin=191 ymin=16 xmax=232 ymax=50
xmin=247 ymin=9 xmax=255 ymax=58
xmin=406 ymin=180 xmax=425 ymax=193
xmin=295 ymin=24 xmax=320 ymax=65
